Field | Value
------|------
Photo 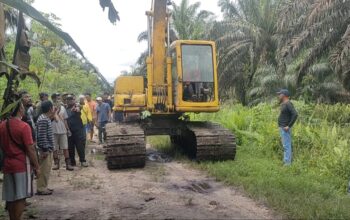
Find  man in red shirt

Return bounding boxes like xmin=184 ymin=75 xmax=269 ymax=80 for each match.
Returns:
xmin=0 ymin=102 xmax=40 ymax=220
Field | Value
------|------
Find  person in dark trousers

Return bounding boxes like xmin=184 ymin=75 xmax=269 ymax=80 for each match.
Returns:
xmin=0 ymin=101 xmax=40 ymax=220
xmin=277 ymin=89 xmax=298 ymax=165
xmin=66 ymin=95 xmax=88 ymax=167
xmin=96 ymin=97 xmax=111 ymax=145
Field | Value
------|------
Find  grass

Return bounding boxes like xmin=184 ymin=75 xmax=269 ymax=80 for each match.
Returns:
xmin=147 ymin=136 xmax=186 ymax=160
xmin=196 ymin=148 xmax=350 ymax=219
xmin=0 ymin=203 xmax=4 ymax=219
xmin=152 ymin=102 xmax=350 ymax=219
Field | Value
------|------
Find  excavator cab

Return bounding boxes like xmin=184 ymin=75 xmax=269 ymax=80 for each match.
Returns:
xmin=171 ymin=40 xmax=220 ymax=113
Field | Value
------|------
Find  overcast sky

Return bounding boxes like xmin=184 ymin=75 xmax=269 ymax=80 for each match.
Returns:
xmin=32 ymin=0 xmax=222 ymax=82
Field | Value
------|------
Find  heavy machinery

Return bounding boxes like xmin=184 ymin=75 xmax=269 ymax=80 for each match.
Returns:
xmin=105 ymin=0 xmax=236 ymax=169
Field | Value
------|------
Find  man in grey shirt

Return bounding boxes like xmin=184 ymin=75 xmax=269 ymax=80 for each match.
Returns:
xmin=51 ymin=93 xmax=73 ymax=171
xmin=96 ymin=97 xmax=111 ymax=144
xmin=277 ymin=89 xmax=298 ymax=165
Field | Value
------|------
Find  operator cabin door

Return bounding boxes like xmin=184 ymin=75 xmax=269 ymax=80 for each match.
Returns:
xmin=176 ymin=42 xmax=220 ymax=113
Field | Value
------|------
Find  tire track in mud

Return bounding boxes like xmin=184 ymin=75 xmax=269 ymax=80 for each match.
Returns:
xmin=20 ymin=144 xmax=276 ymax=220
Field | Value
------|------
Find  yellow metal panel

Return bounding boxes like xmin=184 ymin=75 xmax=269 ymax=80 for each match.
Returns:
xmin=146 ymin=57 xmax=153 ymax=109
xmin=175 ymin=106 xmax=220 ymax=113
xmin=166 ymin=57 xmax=173 ymax=110
xmin=115 ymin=76 xmax=144 ymax=94
xmin=115 ymin=94 xmax=146 ymax=107
xmin=114 ymin=76 xmax=146 ymax=113
xmin=152 ymin=0 xmax=167 ymax=85
xmin=114 ymin=106 xmax=145 ymax=112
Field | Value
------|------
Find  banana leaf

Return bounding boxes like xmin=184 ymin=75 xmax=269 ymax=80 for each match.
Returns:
xmin=0 ymin=60 xmax=19 ymax=72
xmin=18 ymin=71 xmax=41 ymax=86
xmin=0 ymin=99 xmax=20 ymax=117
xmin=0 ymin=0 xmax=85 ymax=58
xmin=0 ymin=0 xmax=113 ymax=90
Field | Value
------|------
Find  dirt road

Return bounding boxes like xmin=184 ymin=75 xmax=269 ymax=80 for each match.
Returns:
xmin=20 ymin=144 xmax=274 ymax=220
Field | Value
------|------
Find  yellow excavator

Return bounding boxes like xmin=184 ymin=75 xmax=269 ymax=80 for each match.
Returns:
xmin=105 ymin=0 xmax=236 ymax=169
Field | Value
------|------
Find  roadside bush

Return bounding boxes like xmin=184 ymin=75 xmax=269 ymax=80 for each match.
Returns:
xmin=194 ymin=101 xmax=350 ymax=219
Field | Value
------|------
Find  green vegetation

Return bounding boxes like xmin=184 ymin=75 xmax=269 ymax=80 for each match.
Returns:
xmin=193 ymin=103 xmax=350 ymax=219
xmin=152 ymin=103 xmax=350 ymax=218
xmin=0 ymin=14 xmax=105 ymax=104
xmin=0 ymin=0 xmax=349 ymax=218
xmin=0 ymin=202 xmax=4 ymax=219
xmin=147 ymin=136 xmax=185 ymax=160
xmin=0 ymin=1 xmax=113 ymax=116
xmin=213 ymin=0 xmax=350 ymax=104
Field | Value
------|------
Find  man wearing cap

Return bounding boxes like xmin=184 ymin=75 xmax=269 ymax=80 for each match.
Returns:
xmin=66 ymin=95 xmax=88 ymax=167
xmin=96 ymin=97 xmax=111 ymax=145
xmin=277 ymin=89 xmax=298 ymax=165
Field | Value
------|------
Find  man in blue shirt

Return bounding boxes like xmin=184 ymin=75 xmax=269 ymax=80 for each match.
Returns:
xmin=96 ymin=97 xmax=111 ymax=144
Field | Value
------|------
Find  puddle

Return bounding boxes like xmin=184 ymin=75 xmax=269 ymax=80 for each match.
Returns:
xmin=147 ymin=150 xmax=172 ymax=163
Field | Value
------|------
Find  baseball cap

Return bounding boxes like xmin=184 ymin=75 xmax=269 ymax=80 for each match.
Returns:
xmin=277 ymin=89 xmax=290 ymax=97
xmin=96 ymin=97 xmax=102 ymax=101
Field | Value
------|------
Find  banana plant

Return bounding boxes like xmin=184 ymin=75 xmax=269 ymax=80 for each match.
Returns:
xmin=0 ymin=0 xmax=117 ymax=117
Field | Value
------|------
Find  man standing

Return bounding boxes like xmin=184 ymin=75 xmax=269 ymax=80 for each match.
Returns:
xmin=277 ymin=89 xmax=298 ymax=165
xmin=79 ymin=95 xmax=93 ymax=132
xmin=0 ymin=102 xmax=40 ymax=220
xmin=102 ymin=92 xmax=113 ymax=109
xmin=85 ymin=93 xmax=97 ymax=142
xmin=19 ymin=91 xmax=36 ymax=141
xmin=66 ymin=96 xmax=88 ymax=167
xmin=34 ymin=92 xmax=49 ymax=122
xmin=96 ymin=97 xmax=111 ymax=145
xmin=51 ymin=93 xmax=74 ymax=171
xmin=36 ymin=101 xmax=55 ymax=195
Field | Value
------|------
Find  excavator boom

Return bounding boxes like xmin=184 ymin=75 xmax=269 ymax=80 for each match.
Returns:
xmin=105 ymin=0 xmax=236 ymax=169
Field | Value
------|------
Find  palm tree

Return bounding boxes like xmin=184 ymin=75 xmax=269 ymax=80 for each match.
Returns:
xmin=134 ymin=0 xmax=214 ymax=76
xmin=278 ymin=0 xmax=350 ymax=89
xmin=171 ymin=0 xmax=214 ymax=40
xmin=300 ymin=62 xmax=346 ymax=103
xmin=212 ymin=0 xmax=281 ymax=105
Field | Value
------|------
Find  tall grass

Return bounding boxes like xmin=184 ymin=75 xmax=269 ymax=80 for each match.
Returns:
xmin=192 ymin=102 xmax=350 ymax=219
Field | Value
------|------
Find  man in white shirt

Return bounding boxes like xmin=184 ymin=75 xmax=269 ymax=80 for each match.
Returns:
xmin=51 ymin=93 xmax=73 ymax=171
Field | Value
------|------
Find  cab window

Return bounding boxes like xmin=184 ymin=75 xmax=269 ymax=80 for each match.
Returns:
xmin=181 ymin=45 xmax=215 ymax=102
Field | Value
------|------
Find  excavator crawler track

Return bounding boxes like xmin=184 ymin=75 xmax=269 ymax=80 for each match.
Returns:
xmin=105 ymin=123 xmax=146 ymax=169
xmin=177 ymin=122 xmax=236 ymax=161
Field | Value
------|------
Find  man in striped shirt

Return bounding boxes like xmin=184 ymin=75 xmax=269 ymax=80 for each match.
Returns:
xmin=36 ymin=101 xmax=55 ymax=195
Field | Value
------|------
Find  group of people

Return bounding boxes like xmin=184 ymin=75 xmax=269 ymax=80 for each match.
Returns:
xmin=0 ymin=87 xmax=299 ymax=220
xmin=0 ymin=91 xmax=114 ymax=220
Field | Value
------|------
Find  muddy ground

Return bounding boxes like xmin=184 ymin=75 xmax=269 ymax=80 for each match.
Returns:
xmin=4 ymin=143 xmax=276 ymax=220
